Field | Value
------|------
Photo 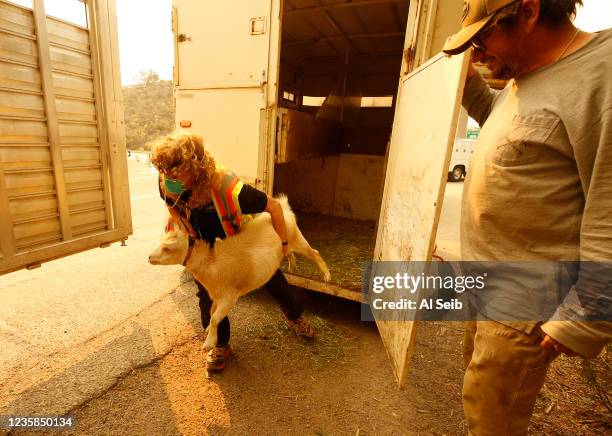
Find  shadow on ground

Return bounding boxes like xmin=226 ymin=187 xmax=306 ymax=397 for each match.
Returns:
xmin=2 ymin=322 xmax=180 ymax=435
xmin=62 ymin=284 xmax=468 ymax=435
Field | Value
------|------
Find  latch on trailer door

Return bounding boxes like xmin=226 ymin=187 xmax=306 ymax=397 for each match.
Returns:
xmin=260 ymin=69 xmax=267 ymax=93
xmin=250 ymin=17 xmax=267 ymax=35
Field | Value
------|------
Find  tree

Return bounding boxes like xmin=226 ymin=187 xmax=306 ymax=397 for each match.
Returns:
xmin=122 ymin=78 xmax=174 ymax=150
xmin=135 ymin=69 xmax=160 ymax=87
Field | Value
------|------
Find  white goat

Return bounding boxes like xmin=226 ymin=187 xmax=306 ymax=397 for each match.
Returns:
xmin=148 ymin=195 xmax=331 ymax=351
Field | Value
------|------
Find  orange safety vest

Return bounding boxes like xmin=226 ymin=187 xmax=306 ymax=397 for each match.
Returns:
xmin=160 ymin=170 xmax=252 ymax=238
xmin=210 ymin=171 xmax=251 ymax=237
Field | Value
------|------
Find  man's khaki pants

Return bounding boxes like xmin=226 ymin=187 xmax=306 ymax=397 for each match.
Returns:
xmin=462 ymin=321 xmax=559 ymax=435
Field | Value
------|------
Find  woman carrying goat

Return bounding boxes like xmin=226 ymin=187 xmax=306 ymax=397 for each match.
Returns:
xmin=150 ymin=131 xmax=314 ymax=371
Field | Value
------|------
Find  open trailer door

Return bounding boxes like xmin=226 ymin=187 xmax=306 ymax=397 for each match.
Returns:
xmin=374 ymin=51 xmax=470 ymax=387
xmin=172 ymin=0 xmax=280 ymax=187
xmin=0 ymin=0 xmax=131 ymax=276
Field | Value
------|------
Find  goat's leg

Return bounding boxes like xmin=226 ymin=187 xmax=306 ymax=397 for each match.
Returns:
xmin=202 ymin=300 xmax=218 ymax=350
xmin=293 ymin=230 xmax=331 ymax=282
xmin=203 ymin=300 xmax=217 ymax=334
xmin=202 ymin=296 xmax=237 ymax=351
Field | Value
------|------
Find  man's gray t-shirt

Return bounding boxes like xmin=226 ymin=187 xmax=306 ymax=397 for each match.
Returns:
xmin=460 ymin=29 xmax=612 ymax=353
xmin=462 ymin=29 xmax=611 ymax=263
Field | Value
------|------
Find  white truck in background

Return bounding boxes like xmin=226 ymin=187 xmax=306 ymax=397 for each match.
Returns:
xmin=448 ymin=138 xmax=475 ymax=182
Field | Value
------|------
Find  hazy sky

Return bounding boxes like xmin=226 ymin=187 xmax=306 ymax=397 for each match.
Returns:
xmin=115 ymin=0 xmax=173 ymax=85
xmin=7 ymin=0 xmax=612 ymax=85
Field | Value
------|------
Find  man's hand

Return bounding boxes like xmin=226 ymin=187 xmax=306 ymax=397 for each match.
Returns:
xmin=540 ymin=334 xmax=578 ymax=356
xmin=466 ymin=47 xmax=485 ymax=80
xmin=466 ymin=62 xmax=478 ymax=80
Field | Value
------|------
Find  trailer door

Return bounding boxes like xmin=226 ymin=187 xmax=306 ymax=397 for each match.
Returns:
xmin=0 ymin=0 xmax=131 ymax=276
xmin=173 ymin=0 xmax=280 ymax=186
xmin=374 ymin=52 xmax=469 ymax=387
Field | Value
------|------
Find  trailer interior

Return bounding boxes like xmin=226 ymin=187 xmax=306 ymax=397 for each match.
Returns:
xmin=274 ymin=0 xmax=411 ymax=294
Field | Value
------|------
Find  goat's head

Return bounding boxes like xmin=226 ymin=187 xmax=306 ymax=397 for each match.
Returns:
xmin=148 ymin=228 xmax=190 ymax=265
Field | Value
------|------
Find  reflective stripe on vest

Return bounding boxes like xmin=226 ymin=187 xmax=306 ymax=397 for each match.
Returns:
xmin=210 ymin=172 xmax=244 ymax=237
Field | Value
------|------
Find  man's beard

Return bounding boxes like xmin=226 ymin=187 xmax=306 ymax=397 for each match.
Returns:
xmin=490 ymin=62 xmax=514 ymax=80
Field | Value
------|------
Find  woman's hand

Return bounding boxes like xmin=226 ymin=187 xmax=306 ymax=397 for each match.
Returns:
xmin=167 ymin=206 xmax=196 ymax=238
xmin=265 ymin=196 xmax=288 ymax=256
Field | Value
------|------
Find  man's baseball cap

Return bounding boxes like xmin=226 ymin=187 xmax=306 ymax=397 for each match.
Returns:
xmin=442 ymin=0 xmax=519 ymax=55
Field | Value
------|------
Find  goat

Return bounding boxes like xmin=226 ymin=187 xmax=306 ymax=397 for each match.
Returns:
xmin=148 ymin=195 xmax=331 ymax=351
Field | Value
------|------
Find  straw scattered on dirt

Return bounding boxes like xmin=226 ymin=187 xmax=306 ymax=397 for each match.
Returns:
xmin=282 ymin=212 xmax=376 ymax=290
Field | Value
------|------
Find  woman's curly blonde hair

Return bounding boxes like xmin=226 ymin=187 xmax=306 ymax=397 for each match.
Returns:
xmin=150 ymin=131 xmax=217 ymax=208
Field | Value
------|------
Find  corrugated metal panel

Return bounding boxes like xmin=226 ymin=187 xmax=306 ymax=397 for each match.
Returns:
xmin=0 ymin=43 xmax=57 ymax=254
xmin=49 ymin=44 xmax=92 ymax=77
xmin=0 ymin=0 xmax=130 ymax=273
xmin=0 ymin=61 xmax=41 ymax=91
xmin=59 ymin=122 xmax=97 ymax=142
xmin=13 ymin=217 xmax=61 ymax=249
xmin=67 ymin=188 xmax=104 ymax=211
xmin=0 ymin=117 xmax=47 ymax=141
xmin=0 ymin=29 xmax=38 ymax=65
xmin=52 ymin=71 xmax=94 ymax=99
xmin=56 ymin=96 xmax=96 ymax=122
xmin=46 ymin=16 xmax=90 ymax=52
xmin=0 ymin=144 xmax=51 ymax=170
xmin=0 ymin=0 xmax=35 ymax=37
xmin=0 ymin=88 xmax=44 ymax=118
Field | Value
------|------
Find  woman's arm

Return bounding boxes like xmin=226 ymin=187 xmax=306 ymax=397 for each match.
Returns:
xmin=265 ymin=195 xmax=288 ymax=255
xmin=236 ymin=184 xmax=286 ymax=254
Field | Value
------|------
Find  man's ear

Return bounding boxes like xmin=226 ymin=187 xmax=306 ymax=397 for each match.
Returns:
xmin=519 ymin=0 xmax=541 ymax=34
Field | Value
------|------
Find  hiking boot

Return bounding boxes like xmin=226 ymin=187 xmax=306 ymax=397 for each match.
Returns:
xmin=206 ymin=345 xmax=232 ymax=371
xmin=285 ymin=316 xmax=315 ymax=339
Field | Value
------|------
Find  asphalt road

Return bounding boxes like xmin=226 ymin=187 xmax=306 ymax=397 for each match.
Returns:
xmin=0 ymin=157 xmax=463 ymax=418
xmin=0 ymin=158 xmax=200 ymax=417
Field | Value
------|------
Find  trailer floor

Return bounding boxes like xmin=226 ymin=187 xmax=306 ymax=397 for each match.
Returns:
xmin=281 ymin=212 xmax=377 ymax=291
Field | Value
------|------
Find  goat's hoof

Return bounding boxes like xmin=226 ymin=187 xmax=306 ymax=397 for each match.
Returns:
xmin=323 ymin=272 xmax=332 ymax=282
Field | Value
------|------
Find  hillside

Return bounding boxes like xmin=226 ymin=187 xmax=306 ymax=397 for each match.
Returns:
xmin=122 ymin=72 xmax=174 ymax=150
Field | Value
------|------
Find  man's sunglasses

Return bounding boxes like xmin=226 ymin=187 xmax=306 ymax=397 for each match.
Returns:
xmin=471 ymin=0 xmax=521 ymax=52
xmin=472 ymin=22 xmax=496 ymax=52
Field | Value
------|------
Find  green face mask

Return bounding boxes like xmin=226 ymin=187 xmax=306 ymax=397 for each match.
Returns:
xmin=164 ymin=177 xmax=185 ymax=194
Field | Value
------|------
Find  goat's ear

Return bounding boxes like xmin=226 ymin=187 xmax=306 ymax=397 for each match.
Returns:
xmin=163 ymin=231 xmax=178 ymax=243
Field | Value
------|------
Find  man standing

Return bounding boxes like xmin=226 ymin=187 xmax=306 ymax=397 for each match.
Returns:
xmin=442 ymin=0 xmax=611 ymax=434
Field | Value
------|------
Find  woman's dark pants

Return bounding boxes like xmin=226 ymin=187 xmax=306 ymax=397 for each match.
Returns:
xmin=196 ymin=269 xmax=304 ymax=347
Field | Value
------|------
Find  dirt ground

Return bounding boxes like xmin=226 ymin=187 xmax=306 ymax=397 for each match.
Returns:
xmin=55 ymin=283 xmax=610 ymax=436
